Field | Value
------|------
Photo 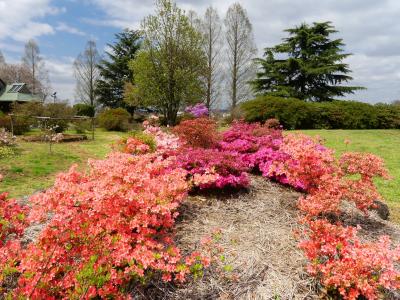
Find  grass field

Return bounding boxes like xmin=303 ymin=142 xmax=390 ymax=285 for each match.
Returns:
xmin=0 ymin=130 xmax=126 ymax=198
xmin=298 ymin=129 xmax=400 ymax=223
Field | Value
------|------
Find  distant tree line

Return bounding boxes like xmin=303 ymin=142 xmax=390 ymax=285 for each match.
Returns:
xmin=0 ymin=40 xmax=50 ymax=100
xmin=69 ymin=0 xmax=397 ymax=127
xmin=73 ymin=0 xmax=257 ymax=125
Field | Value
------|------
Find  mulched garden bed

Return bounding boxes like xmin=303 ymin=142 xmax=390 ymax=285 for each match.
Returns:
xmin=22 ymin=133 xmax=88 ymax=143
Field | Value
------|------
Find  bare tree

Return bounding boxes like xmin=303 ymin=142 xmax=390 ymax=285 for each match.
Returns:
xmin=0 ymin=50 xmax=5 ymax=65
xmin=21 ymin=39 xmax=49 ymax=98
xmin=200 ymin=6 xmax=223 ymax=110
xmin=73 ymin=40 xmax=101 ymax=106
xmin=224 ymin=3 xmax=257 ymax=110
xmin=0 ymin=63 xmax=34 ymax=84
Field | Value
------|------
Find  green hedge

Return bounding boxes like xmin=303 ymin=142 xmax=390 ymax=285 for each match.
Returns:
xmin=241 ymin=96 xmax=400 ymax=129
xmin=97 ymin=108 xmax=130 ymax=131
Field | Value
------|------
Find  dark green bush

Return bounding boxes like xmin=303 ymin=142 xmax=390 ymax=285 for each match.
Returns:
xmin=241 ymin=96 xmax=400 ymax=129
xmin=11 ymin=102 xmax=74 ymax=133
xmin=73 ymin=103 xmax=95 ymax=117
xmin=98 ymin=108 xmax=130 ymax=131
xmin=43 ymin=103 xmax=75 ymax=132
xmin=0 ymin=111 xmax=31 ymax=135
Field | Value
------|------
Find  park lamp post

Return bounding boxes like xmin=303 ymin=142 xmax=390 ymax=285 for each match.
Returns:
xmin=51 ymin=92 xmax=57 ymax=104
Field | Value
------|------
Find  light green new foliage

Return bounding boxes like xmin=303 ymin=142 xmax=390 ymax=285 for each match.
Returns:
xmin=129 ymin=0 xmax=206 ymax=125
xmin=0 ymin=146 xmax=14 ymax=159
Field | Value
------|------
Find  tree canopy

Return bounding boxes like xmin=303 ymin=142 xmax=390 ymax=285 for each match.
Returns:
xmin=130 ymin=0 xmax=206 ymax=125
xmin=96 ymin=29 xmax=142 ymax=108
xmin=252 ymin=22 xmax=363 ymax=102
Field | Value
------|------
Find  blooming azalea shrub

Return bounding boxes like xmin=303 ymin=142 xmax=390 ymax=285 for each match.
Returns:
xmin=266 ymin=134 xmax=336 ymax=191
xmin=264 ymin=118 xmax=281 ymax=129
xmin=299 ymin=219 xmax=400 ymax=300
xmin=0 ymin=193 xmax=29 ymax=290
xmin=115 ymin=131 xmax=156 ymax=155
xmin=218 ymin=121 xmax=288 ymax=181
xmin=185 ymin=103 xmax=209 ymax=118
xmin=173 ymin=118 xmax=219 ymax=148
xmin=144 ymin=123 xmax=181 ymax=156
xmin=274 ymin=135 xmax=399 ymax=298
xmin=10 ymin=153 xmax=216 ymax=299
xmin=176 ymin=148 xmax=249 ymax=189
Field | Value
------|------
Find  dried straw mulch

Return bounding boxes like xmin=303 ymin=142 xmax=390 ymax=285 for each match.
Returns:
xmin=133 ymin=176 xmax=319 ymax=299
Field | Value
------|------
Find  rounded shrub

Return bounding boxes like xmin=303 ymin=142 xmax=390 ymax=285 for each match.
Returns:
xmin=97 ymin=108 xmax=130 ymax=131
xmin=73 ymin=103 xmax=95 ymax=117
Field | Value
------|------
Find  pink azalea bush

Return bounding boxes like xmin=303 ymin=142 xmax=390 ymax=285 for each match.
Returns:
xmin=218 ymin=121 xmax=286 ymax=171
xmin=185 ymin=103 xmax=209 ymax=118
xmin=176 ymin=148 xmax=249 ymax=189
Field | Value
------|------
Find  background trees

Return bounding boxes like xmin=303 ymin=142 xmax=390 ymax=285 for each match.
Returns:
xmin=0 ymin=40 xmax=50 ymax=100
xmin=252 ymin=22 xmax=363 ymax=102
xmin=22 ymin=40 xmax=50 ymax=100
xmin=130 ymin=0 xmax=206 ymax=125
xmin=225 ymin=3 xmax=257 ymax=111
xmin=73 ymin=40 xmax=101 ymax=107
xmin=0 ymin=51 xmax=4 ymax=65
xmin=200 ymin=6 xmax=223 ymax=110
xmin=96 ymin=30 xmax=142 ymax=109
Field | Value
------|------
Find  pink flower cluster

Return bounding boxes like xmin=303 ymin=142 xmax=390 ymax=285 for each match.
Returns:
xmin=144 ymin=124 xmax=181 ymax=156
xmin=273 ymin=135 xmax=399 ymax=299
xmin=0 ymin=128 xmax=15 ymax=146
xmin=218 ymin=121 xmax=287 ymax=179
xmin=176 ymin=148 xmax=249 ymax=189
xmin=185 ymin=103 xmax=209 ymax=118
xmin=124 ymin=137 xmax=151 ymax=154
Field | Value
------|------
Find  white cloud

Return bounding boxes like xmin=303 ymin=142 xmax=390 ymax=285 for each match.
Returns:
xmin=45 ymin=57 xmax=76 ymax=101
xmin=56 ymin=22 xmax=86 ymax=36
xmin=0 ymin=0 xmax=61 ymax=42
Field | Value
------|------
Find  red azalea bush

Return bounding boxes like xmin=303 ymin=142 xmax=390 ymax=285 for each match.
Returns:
xmin=5 ymin=153 xmax=213 ymax=299
xmin=173 ymin=117 xmax=219 ymax=149
xmin=0 ymin=193 xmax=29 ymax=287
xmin=300 ymin=219 xmax=400 ymax=300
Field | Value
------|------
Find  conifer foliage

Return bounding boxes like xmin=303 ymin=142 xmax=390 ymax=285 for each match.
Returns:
xmin=252 ymin=22 xmax=363 ymax=101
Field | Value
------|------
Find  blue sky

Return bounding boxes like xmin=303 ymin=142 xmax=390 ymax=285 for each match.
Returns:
xmin=1 ymin=0 xmax=400 ymax=103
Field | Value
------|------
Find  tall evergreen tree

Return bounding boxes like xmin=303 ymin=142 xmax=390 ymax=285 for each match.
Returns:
xmin=96 ymin=29 xmax=142 ymax=108
xmin=252 ymin=22 xmax=363 ymax=102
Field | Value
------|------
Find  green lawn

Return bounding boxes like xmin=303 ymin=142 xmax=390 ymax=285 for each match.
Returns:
xmin=298 ymin=130 xmax=400 ymax=222
xmin=0 ymin=130 xmax=127 ymax=198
